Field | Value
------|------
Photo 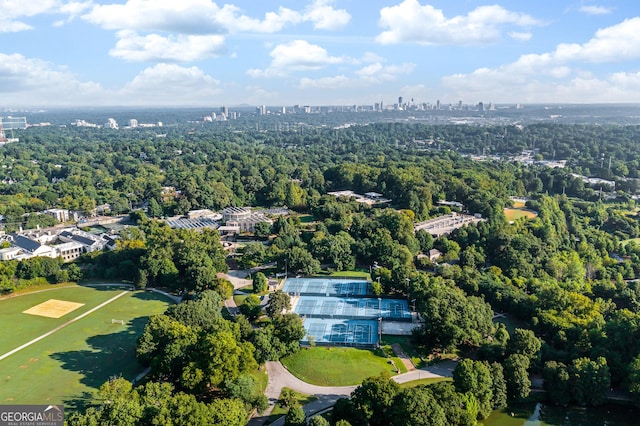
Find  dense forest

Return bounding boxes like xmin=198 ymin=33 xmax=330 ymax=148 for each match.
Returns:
xmin=4 ymin=120 xmax=640 ymax=424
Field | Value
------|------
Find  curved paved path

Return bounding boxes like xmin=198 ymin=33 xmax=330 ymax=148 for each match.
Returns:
xmin=249 ymin=359 xmax=457 ymax=426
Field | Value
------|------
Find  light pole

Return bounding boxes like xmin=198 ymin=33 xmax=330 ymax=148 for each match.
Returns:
xmin=378 ymin=297 xmax=383 ymax=346
xmin=405 ymin=278 xmax=411 ymax=300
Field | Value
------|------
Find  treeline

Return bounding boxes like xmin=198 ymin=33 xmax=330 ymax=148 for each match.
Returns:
xmin=3 ymin=122 xmax=640 ymax=231
xmin=0 ymin=256 xmax=81 ymax=294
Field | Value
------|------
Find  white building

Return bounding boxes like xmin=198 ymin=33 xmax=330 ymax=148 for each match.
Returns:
xmin=56 ymin=241 xmax=84 ymax=262
xmin=45 ymin=208 xmax=70 ymax=222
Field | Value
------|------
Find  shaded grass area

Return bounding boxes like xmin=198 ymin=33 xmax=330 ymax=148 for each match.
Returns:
xmin=267 ymin=388 xmax=317 ymax=424
xmin=400 ymin=377 xmax=452 ymax=388
xmin=0 ymin=287 xmax=172 ymax=411
xmin=494 ymin=314 xmax=529 ymax=334
xmin=281 ymin=346 xmax=397 ymax=386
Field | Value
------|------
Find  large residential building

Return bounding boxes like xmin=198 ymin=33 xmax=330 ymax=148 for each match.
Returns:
xmin=1 ymin=228 xmax=113 ymax=262
xmin=221 ymin=207 xmax=272 ymax=233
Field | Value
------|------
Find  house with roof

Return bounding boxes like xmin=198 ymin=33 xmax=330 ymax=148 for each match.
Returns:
xmin=58 ymin=230 xmax=106 ymax=253
xmin=7 ymin=234 xmax=57 ymax=258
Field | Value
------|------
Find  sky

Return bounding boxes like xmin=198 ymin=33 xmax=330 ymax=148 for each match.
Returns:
xmin=1 ymin=0 xmax=640 ymax=107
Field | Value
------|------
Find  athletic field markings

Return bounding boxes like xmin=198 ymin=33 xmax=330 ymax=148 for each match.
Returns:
xmin=0 ymin=291 xmax=129 ymax=362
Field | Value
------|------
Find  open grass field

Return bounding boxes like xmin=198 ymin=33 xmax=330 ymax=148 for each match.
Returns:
xmin=0 ymin=284 xmax=173 ymax=411
xmin=504 ymin=208 xmax=538 ymax=221
xmin=281 ymin=346 xmax=397 ymax=386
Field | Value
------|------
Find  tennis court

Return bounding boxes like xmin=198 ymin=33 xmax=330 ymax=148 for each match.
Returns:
xmin=283 ymin=278 xmax=369 ymax=296
xmin=293 ymin=296 xmax=411 ymax=321
xmin=302 ymin=319 xmax=379 ymax=347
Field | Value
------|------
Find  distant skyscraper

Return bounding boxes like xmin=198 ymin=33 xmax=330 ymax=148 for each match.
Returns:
xmin=221 ymin=106 xmax=229 ymax=118
xmin=436 ymin=99 xmax=440 ymax=110
xmin=478 ymin=102 xmax=484 ymax=112
xmin=129 ymin=119 xmax=138 ymax=128
xmin=105 ymin=118 xmax=118 ymax=129
xmin=398 ymin=96 xmax=403 ymax=106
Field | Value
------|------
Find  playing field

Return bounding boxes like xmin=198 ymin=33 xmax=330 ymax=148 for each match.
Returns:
xmin=504 ymin=207 xmax=538 ymax=221
xmin=0 ymin=284 xmax=173 ymax=410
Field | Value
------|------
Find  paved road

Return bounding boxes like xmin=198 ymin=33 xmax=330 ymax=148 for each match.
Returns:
xmin=248 ymin=359 xmax=457 ymax=426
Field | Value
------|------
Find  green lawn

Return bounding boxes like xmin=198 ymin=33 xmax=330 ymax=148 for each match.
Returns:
xmin=328 ymin=270 xmax=371 ymax=279
xmin=281 ymin=346 xmax=398 ymax=386
xmin=504 ymin=208 xmax=538 ymax=221
xmin=0 ymin=285 xmax=173 ymax=411
xmin=399 ymin=377 xmax=452 ymax=388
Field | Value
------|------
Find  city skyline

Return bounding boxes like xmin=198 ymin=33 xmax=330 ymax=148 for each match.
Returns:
xmin=2 ymin=1 xmax=640 ymax=107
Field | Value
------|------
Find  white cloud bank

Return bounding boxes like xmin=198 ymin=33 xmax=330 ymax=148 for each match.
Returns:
xmin=1 ymin=0 xmax=92 ymax=32
xmin=376 ymin=0 xmax=543 ymax=45
xmin=82 ymin=0 xmax=351 ymax=63
xmin=442 ymin=18 xmax=640 ymax=103
xmin=0 ymin=54 xmax=222 ymax=106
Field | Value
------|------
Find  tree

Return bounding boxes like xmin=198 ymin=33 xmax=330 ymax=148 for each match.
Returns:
xmin=507 ymin=328 xmax=541 ymax=362
xmin=273 ymin=314 xmax=305 ymax=355
xmin=308 ymin=415 xmax=330 ymax=426
xmin=412 ymin=275 xmax=494 ymax=351
xmin=504 ymin=354 xmax=531 ymax=401
xmin=389 ymin=387 xmax=447 ymax=426
xmin=570 ymin=356 xmax=610 ymax=406
xmin=240 ymin=294 xmax=262 ymax=321
xmin=239 ymin=243 xmax=267 ymax=269
xmin=627 ymin=354 xmax=640 ymax=404
xmin=288 ymin=246 xmax=320 ymax=275
xmin=350 ymin=373 xmax=400 ymax=426
xmin=543 ymin=361 xmax=571 ymax=406
xmin=67 ymin=263 xmax=82 ymax=281
xmin=266 ymin=290 xmax=291 ymax=318
xmin=254 ymin=221 xmax=272 ymax=239
xmin=452 ymin=359 xmax=493 ymax=419
xmin=284 ymin=405 xmax=306 ymax=426
xmin=490 ymin=362 xmax=508 ymax=409
xmin=253 ymin=272 xmax=268 ymax=293
xmin=148 ymin=198 xmax=163 ymax=218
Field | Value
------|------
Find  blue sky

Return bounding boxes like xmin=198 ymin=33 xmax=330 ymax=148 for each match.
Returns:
xmin=1 ymin=0 xmax=640 ymax=107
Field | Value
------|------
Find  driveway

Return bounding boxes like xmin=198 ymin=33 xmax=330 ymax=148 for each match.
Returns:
xmin=248 ymin=359 xmax=457 ymax=426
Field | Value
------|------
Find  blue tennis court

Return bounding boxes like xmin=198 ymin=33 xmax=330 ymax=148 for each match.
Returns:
xmin=283 ymin=278 xmax=369 ymax=296
xmin=293 ymin=296 xmax=411 ymax=321
xmin=302 ymin=318 xmax=379 ymax=347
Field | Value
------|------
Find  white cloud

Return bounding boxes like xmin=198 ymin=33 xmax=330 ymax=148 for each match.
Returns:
xmin=441 ymin=18 xmax=640 ymax=103
xmin=118 ymin=64 xmax=222 ymax=105
xmin=247 ymin=40 xmax=347 ymax=78
xmin=110 ymin=31 xmax=226 ymax=62
xmin=299 ymin=62 xmax=415 ymax=89
xmin=579 ymin=5 xmax=613 ymax=15
xmin=0 ymin=53 xmax=224 ymax=106
xmin=83 ymin=0 xmax=300 ymax=34
xmin=0 ymin=53 xmax=106 ymax=105
xmin=509 ymin=31 xmax=532 ymax=41
xmin=303 ymin=0 xmax=351 ymax=30
xmin=299 ymin=75 xmax=351 ymax=89
xmin=355 ymin=62 xmax=415 ymax=83
xmin=376 ymin=0 xmax=542 ymax=45
xmin=0 ymin=0 xmax=92 ymax=32
xmin=553 ymin=18 xmax=640 ymax=63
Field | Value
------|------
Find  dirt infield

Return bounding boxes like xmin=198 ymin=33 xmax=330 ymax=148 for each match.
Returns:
xmin=23 ymin=299 xmax=85 ymax=318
